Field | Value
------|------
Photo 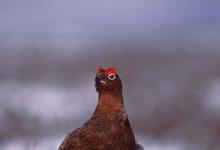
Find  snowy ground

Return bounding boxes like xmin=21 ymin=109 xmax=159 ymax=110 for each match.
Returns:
xmin=0 ymin=134 xmax=215 ymax=150
xmin=1 ymin=71 xmax=220 ymax=150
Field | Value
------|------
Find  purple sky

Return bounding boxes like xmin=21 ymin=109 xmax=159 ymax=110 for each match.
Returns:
xmin=0 ymin=1 xmax=218 ymax=33
xmin=0 ymin=0 xmax=219 ymax=51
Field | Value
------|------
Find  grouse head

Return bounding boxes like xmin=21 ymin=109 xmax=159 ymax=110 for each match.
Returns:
xmin=95 ymin=66 xmax=122 ymax=94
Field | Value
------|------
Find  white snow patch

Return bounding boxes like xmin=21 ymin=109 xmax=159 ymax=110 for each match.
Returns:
xmin=0 ymin=135 xmax=63 ymax=150
xmin=202 ymin=80 xmax=220 ymax=114
xmin=0 ymin=80 xmax=97 ymax=121
xmin=136 ymin=134 xmax=185 ymax=150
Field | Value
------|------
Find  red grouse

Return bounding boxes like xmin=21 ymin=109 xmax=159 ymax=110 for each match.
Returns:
xmin=59 ymin=67 xmax=141 ymax=150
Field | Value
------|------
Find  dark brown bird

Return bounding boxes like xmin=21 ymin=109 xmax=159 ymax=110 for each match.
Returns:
xmin=59 ymin=67 xmax=140 ymax=150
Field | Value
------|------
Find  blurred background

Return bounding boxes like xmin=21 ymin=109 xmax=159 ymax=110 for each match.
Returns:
xmin=0 ymin=0 xmax=220 ymax=150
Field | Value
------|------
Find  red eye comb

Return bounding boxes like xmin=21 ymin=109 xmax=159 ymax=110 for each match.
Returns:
xmin=96 ymin=66 xmax=104 ymax=75
xmin=105 ymin=67 xmax=117 ymax=76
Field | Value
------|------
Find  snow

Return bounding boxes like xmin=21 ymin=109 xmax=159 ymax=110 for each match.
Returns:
xmin=0 ymin=136 xmax=62 ymax=150
xmin=0 ymin=80 xmax=96 ymax=122
xmin=202 ymin=80 xmax=220 ymax=115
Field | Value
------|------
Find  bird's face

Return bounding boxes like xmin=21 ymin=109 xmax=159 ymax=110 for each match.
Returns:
xmin=95 ymin=66 xmax=122 ymax=94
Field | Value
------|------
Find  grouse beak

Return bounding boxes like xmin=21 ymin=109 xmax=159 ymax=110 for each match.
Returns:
xmin=100 ymin=80 xmax=107 ymax=85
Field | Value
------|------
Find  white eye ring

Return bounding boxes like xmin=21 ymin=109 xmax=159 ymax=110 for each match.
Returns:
xmin=108 ymin=74 xmax=116 ymax=80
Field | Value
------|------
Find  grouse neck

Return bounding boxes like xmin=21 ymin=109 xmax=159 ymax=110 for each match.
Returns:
xmin=96 ymin=92 xmax=124 ymax=113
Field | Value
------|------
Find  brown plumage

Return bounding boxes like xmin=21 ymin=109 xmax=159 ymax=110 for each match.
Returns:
xmin=59 ymin=67 xmax=138 ymax=150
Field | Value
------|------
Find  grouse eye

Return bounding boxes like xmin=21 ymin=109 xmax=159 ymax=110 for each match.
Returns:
xmin=108 ymin=74 xmax=116 ymax=80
